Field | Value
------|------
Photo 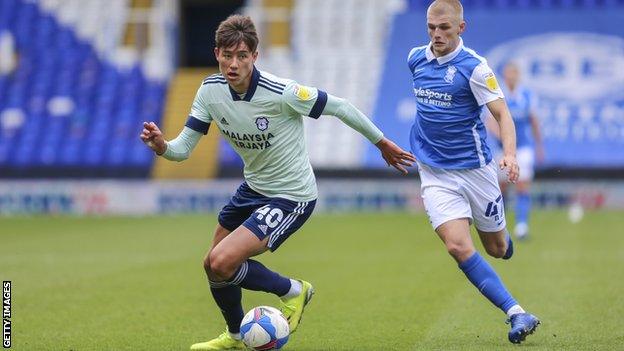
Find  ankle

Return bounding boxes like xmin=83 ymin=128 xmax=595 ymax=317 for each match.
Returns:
xmin=281 ymin=279 xmax=302 ymax=299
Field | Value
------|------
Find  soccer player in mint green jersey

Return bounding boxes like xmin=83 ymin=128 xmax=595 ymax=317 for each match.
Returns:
xmin=405 ymin=0 xmax=539 ymax=344
xmin=140 ymin=14 xmax=415 ymax=351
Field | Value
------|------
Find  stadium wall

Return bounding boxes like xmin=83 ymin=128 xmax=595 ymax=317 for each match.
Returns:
xmin=0 ymin=180 xmax=622 ymax=215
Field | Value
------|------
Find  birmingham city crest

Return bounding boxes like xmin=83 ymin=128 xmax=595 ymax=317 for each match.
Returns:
xmin=444 ymin=65 xmax=457 ymax=84
xmin=255 ymin=117 xmax=269 ymax=131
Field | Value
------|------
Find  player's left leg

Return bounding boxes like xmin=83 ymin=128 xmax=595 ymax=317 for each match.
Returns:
xmin=478 ymin=228 xmax=513 ymax=260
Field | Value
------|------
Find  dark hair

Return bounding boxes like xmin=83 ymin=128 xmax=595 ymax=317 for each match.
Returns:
xmin=215 ymin=15 xmax=259 ymax=52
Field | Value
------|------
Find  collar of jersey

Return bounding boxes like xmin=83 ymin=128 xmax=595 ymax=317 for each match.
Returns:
xmin=229 ymin=66 xmax=260 ymax=102
xmin=425 ymin=37 xmax=464 ymax=65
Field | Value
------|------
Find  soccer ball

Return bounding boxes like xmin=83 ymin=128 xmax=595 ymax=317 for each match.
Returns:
xmin=240 ymin=306 xmax=290 ymax=350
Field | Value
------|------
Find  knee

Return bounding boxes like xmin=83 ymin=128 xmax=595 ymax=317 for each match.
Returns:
xmin=484 ymin=242 xmax=507 ymax=259
xmin=202 ymin=253 xmax=211 ymax=273
xmin=446 ymin=242 xmax=473 ymax=262
xmin=208 ymin=250 xmax=235 ymax=279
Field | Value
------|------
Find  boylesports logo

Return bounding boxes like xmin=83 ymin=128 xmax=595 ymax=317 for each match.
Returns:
xmin=255 ymin=117 xmax=269 ymax=131
xmin=414 ymin=87 xmax=453 ymax=108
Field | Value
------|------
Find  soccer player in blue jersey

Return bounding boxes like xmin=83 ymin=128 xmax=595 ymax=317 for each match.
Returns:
xmin=406 ymin=0 xmax=539 ymax=344
xmin=141 ymin=15 xmax=415 ymax=350
xmin=487 ymin=62 xmax=544 ymax=240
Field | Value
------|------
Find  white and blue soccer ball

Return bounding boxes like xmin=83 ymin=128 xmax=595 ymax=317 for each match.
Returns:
xmin=240 ymin=306 xmax=290 ymax=350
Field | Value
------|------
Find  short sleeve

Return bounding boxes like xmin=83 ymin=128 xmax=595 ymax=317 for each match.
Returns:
xmin=186 ymin=84 xmax=213 ymax=134
xmin=469 ymin=62 xmax=505 ymax=106
xmin=407 ymin=47 xmax=419 ymax=73
xmin=283 ymin=81 xmax=328 ymax=119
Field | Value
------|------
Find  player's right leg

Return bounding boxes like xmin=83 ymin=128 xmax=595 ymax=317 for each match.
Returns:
xmin=190 ymin=224 xmax=247 ymax=351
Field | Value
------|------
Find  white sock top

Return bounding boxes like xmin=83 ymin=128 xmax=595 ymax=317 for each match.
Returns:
xmin=281 ymin=279 xmax=302 ymax=299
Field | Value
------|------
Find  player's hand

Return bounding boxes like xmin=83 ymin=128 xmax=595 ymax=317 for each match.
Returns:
xmin=140 ymin=121 xmax=167 ymax=155
xmin=375 ymin=137 xmax=416 ymax=174
xmin=499 ymin=154 xmax=519 ymax=183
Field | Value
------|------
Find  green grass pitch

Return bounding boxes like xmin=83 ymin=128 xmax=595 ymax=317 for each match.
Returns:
xmin=1 ymin=211 xmax=623 ymax=350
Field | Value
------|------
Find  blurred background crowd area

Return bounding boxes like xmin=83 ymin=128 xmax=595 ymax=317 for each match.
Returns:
xmin=0 ymin=0 xmax=623 ymax=214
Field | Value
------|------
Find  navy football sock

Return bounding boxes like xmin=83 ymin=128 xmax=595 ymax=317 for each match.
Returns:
xmin=209 ymin=282 xmax=244 ymax=334
xmin=459 ymin=252 xmax=518 ymax=313
xmin=230 ymin=259 xmax=291 ymax=296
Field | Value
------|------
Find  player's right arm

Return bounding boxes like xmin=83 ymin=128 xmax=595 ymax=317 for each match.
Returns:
xmin=140 ymin=83 xmax=212 ymax=161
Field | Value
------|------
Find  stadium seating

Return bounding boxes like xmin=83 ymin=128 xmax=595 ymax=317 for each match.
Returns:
xmin=256 ymin=0 xmax=405 ymax=167
xmin=0 ymin=0 xmax=168 ymax=177
xmin=407 ymin=0 xmax=624 ymax=10
xmin=1 ymin=0 xmax=621 ymax=177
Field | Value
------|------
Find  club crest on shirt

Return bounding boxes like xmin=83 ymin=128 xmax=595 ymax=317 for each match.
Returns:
xmin=444 ymin=65 xmax=457 ymax=84
xmin=255 ymin=117 xmax=269 ymax=131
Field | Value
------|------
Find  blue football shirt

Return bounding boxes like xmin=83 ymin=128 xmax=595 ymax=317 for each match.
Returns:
xmin=407 ymin=38 xmax=504 ymax=169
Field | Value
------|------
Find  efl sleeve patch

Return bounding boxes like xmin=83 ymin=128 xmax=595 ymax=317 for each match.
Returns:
xmin=293 ymin=84 xmax=313 ymax=101
xmin=484 ymin=73 xmax=499 ymax=91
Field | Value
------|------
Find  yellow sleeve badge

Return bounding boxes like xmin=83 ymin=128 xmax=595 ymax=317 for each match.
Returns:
xmin=483 ymin=72 xmax=499 ymax=91
xmin=293 ymin=84 xmax=313 ymax=101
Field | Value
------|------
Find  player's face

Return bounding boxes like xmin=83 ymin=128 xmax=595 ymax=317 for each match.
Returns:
xmin=215 ymin=41 xmax=258 ymax=93
xmin=426 ymin=12 xmax=465 ymax=57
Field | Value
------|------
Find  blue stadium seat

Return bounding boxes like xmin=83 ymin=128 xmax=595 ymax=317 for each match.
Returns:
xmin=0 ymin=0 xmax=166 ymax=176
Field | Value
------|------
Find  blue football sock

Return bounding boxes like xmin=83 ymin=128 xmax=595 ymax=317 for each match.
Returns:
xmin=503 ymin=232 xmax=514 ymax=260
xmin=209 ymin=283 xmax=244 ymax=333
xmin=515 ymin=192 xmax=531 ymax=226
xmin=459 ymin=252 xmax=518 ymax=313
xmin=229 ymin=259 xmax=291 ymax=297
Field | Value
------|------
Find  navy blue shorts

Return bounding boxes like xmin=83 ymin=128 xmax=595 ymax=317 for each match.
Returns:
xmin=218 ymin=182 xmax=316 ymax=251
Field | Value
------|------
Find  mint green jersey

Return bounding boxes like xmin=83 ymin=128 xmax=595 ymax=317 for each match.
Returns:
xmin=188 ymin=67 xmax=327 ymax=202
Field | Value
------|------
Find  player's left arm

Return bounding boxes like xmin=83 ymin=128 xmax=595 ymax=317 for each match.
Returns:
xmin=469 ymin=62 xmax=518 ymax=183
xmin=283 ymin=82 xmax=415 ymax=173
xmin=486 ymin=99 xmax=518 ymax=182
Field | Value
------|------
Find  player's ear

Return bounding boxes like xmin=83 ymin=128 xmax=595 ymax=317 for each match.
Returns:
xmin=252 ymin=50 xmax=258 ymax=62
xmin=214 ymin=47 xmax=220 ymax=60
xmin=458 ymin=21 xmax=466 ymax=35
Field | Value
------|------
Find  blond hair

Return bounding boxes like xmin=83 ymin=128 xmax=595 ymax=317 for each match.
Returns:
xmin=427 ymin=0 xmax=464 ymax=23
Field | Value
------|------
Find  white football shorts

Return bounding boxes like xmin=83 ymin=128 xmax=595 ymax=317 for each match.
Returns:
xmin=418 ymin=161 xmax=506 ymax=232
